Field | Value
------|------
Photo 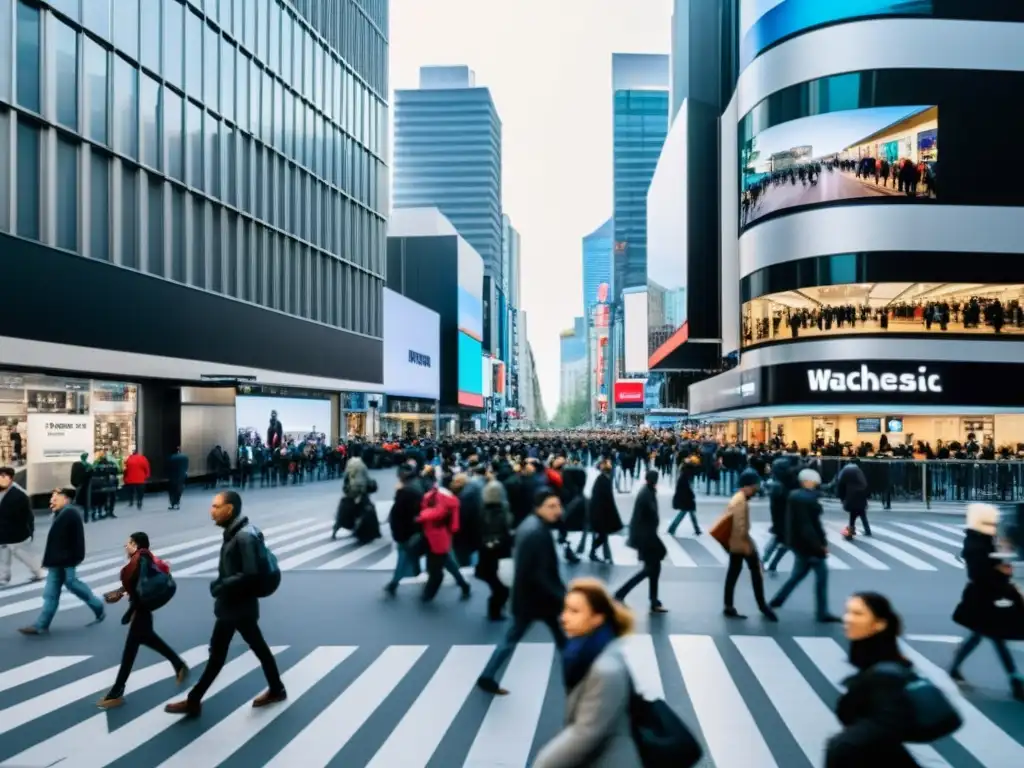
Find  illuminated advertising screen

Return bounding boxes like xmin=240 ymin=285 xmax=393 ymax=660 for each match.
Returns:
xmin=614 ymin=379 xmax=645 ymax=408
xmin=741 ymin=105 xmax=937 ymax=229
xmin=457 ymin=332 xmax=484 ymax=408
xmin=623 ymin=289 xmax=649 ymax=374
xmin=236 ymin=395 xmax=333 ymax=448
xmin=739 ymin=1 xmax=932 ymax=70
xmin=456 ymin=240 xmax=485 ymax=409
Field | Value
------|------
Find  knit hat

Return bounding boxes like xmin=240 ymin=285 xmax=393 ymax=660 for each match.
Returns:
xmin=738 ymin=469 xmax=761 ymax=487
xmin=798 ymin=468 xmax=822 ymax=486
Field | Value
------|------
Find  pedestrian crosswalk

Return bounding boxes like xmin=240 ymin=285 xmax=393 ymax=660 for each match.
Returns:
xmin=0 ymin=634 xmax=1019 ymax=767
xmin=0 ymin=514 xmax=974 ymax=620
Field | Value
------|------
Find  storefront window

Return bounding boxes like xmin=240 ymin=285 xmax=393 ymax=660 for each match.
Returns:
xmin=345 ymin=412 xmax=366 ymax=438
xmin=0 ymin=373 xmax=138 ymax=495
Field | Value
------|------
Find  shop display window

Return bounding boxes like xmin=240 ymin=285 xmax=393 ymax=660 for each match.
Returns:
xmin=0 ymin=373 xmax=138 ymax=495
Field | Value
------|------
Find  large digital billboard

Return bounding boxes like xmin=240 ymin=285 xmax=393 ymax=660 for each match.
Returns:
xmin=382 ymin=289 xmax=440 ymax=401
xmin=623 ymin=288 xmax=649 ymax=374
xmin=456 ymin=239 xmax=485 ymax=409
xmin=236 ymin=394 xmax=333 ymax=448
xmin=741 ymin=105 xmax=937 ymax=228
xmin=458 ymin=332 xmax=484 ymax=408
xmin=739 ymin=1 xmax=932 ymax=70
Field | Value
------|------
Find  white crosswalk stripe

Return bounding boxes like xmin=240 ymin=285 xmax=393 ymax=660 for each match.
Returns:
xmin=0 ymin=634 xmax=1019 ymax=767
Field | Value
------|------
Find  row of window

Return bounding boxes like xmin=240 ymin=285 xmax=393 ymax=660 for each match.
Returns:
xmin=289 ymin=0 xmax=388 ymax=94
xmin=1 ymin=111 xmax=383 ymax=338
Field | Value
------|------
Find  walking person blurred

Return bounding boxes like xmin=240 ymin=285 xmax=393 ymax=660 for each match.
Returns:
xmin=533 ymin=578 xmax=642 ymax=767
xmin=721 ymin=470 xmax=777 ymax=621
xmin=585 ymin=458 xmax=622 ymax=563
xmin=476 ymin=475 xmax=513 ymax=620
xmin=949 ymin=503 xmax=1024 ymax=701
xmin=122 ymin=450 xmax=150 ymax=510
xmin=667 ymin=456 xmax=700 ymax=536
xmin=614 ymin=471 xmax=668 ymax=614
xmin=0 ymin=467 xmax=45 ymax=586
xmin=837 ymin=458 xmax=871 ymax=539
xmin=97 ymin=532 xmax=188 ymax=708
xmin=383 ymin=463 xmax=424 ymax=596
xmin=477 ymin=489 xmax=568 ymax=695
xmin=417 ymin=481 xmax=472 ymax=602
xmin=19 ymin=488 xmax=105 ymax=635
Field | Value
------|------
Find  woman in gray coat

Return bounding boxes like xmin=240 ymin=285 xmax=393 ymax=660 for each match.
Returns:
xmin=533 ymin=577 xmax=642 ymax=768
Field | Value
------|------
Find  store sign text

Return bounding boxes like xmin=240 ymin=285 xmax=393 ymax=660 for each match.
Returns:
xmin=408 ymin=350 xmax=432 ymax=368
xmin=807 ymin=366 xmax=942 ymax=394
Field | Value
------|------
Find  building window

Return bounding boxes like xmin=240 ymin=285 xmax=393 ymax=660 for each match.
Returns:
xmin=226 ymin=211 xmax=237 ymax=296
xmin=223 ymin=123 xmax=235 ymax=206
xmin=49 ymin=0 xmax=79 ymax=22
xmin=16 ymin=0 xmax=41 ymax=113
xmin=121 ymin=165 xmax=138 ymax=269
xmin=187 ymin=102 xmax=203 ymax=191
xmin=147 ymin=175 xmax=164 ymax=276
xmin=113 ymin=0 xmax=139 ymax=59
xmin=140 ymin=73 xmax=161 ymax=169
xmin=170 ymin=186 xmax=185 ymax=281
xmin=53 ymin=18 xmax=79 ymax=131
xmin=236 ymin=50 xmax=249 ymax=132
xmin=191 ymin=199 xmax=205 ymax=288
xmin=82 ymin=0 xmax=111 ymax=40
xmin=220 ymin=38 xmax=234 ymax=123
xmin=114 ymin=57 xmax=138 ymax=160
xmin=164 ymin=87 xmax=183 ymax=181
xmin=209 ymin=206 xmax=222 ymax=292
xmin=185 ymin=9 xmax=202 ymax=100
xmin=206 ymin=112 xmax=219 ymax=198
xmin=164 ymin=0 xmax=183 ymax=88
xmin=140 ymin=0 xmax=161 ymax=75
xmin=15 ymin=119 xmax=40 ymax=239
xmin=268 ymin=0 xmax=279 ymax=74
xmin=90 ymin=151 xmax=111 ymax=260
xmin=84 ymin=39 xmax=109 ymax=145
xmin=204 ymin=24 xmax=219 ymax=113
xmin=55 ymin=138 xmax=78 ymax=251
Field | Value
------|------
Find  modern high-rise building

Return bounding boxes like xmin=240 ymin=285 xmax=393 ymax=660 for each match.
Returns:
xmin=611 ymin=52 xmax=669 ymax=300
xmin=0 ymin=0 xmax=387 ymax=488
xmin=559 ymin=317 xmax=587 ymax=407
xmin=393 ymin=65 xmax=503 ymax=354
xmin=582 ymin=217 xmax=613 ymax=320
xmin=502 ymin=214 xmax=522 ymax=410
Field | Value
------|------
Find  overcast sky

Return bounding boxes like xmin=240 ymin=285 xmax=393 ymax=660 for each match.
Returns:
xmin=389 ymin=0 xmax=672 ymax=412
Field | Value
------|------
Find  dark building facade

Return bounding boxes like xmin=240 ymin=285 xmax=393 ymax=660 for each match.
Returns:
xmin=0 ymin=0 xmax=388 ymax=484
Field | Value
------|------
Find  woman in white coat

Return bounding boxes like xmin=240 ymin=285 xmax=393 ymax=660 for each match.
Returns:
xmin=533 ymin=577 xmax=642 ymax=768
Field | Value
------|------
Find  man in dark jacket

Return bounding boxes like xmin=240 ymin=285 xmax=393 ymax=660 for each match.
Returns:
xmin=19 ymin=488 xmax=105 ymax=635
xmin=0 ymin=467 xmax=44 ymax=585
xmin=764 ymin=456 xmax=797 ymax=572
xmin=477 ymin=488 xmax=567 ymax=696
xmin=837 ymin=458 xmax=871 ymax=538
xmin=164 ymin=491 xmax=286 ymax=717
xmin=167 ymin=447 xmax=189 ymax=510
xmin=614 ymin=470 xmax=669 ymax=613
xmin=768 ymin=470 xmax=840 ymax=623
xmin=384 ymin=463 xmax=424 ymax=595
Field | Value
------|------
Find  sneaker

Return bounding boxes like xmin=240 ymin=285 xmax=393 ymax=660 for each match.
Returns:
xmin=17 ymin=626 xmax=47 ymax=635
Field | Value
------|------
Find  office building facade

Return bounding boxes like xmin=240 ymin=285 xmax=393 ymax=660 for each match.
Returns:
xmin=502 ymin=213 xmax=521 ymax=411
xmin=559 ymin=316 xmax=587 ymax=407
xmin=582 ymin=217 xmax=613 ymax=320
xmin=687 ymin=0 xmax=1024 ymax=452
xmin=393 ymin=65 xmax=503 ymax=355
xmin=0 ymin=0 xmax=387 ymax=487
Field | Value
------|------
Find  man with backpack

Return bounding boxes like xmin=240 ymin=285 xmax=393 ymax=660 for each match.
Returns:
xmin=164 ymin=491 xmax=285 ymax=718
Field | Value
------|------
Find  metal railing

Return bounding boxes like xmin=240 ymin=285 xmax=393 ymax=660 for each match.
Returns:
xmin=696 ymin=458 xmax=1024 ymax=508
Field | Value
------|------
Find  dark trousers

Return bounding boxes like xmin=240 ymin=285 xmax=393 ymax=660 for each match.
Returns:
xmin=188 ymin=617 xmax=284 ymax=704
xmin=615 ymin=560 xmax=662 ymax=607
xmin=109 ymin=609 xmax=183 ymax=696
xmin=127 ymin=484 xmax=145 ymax=509
xmin=168 ymin=481 xmax=184 ymax=507
xmin=847 ymin=509 xmax=871 ymax=535
xmin=479 ymin=612 xmax=567 ymax=684
xmin=725 ymin=552 xmax=770 ymax=611
xmin=422 ymin=551 xmax=469 ymax=601
xmin=475 ymin=548 xmax=509 ymax=619
xmin=770 ymin=554 xmax=830 ymax=619
xmin=951 ymin=632 xmax=1018 ymax=676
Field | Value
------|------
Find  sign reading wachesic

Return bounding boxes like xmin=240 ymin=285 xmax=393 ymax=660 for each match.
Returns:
xmin=806 ymin=365 xmax=942 ymax=394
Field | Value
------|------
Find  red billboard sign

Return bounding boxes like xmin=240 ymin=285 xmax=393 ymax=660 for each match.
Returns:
xmin=614 ymin=380 xmax=644 ymax=406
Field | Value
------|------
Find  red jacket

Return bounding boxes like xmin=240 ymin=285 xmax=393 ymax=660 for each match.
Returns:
xmin=417 ymin=488 xmax=460 ymax=555
xmin=123 ymin=453 xmax=151 ymax=485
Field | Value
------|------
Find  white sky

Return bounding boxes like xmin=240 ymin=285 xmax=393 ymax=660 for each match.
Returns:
xmin=389 ymin=0 xmax=672 ymax=412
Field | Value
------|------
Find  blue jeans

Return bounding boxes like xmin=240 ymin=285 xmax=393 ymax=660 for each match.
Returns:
xmin=386 ymin=542 xmax=420 ymax=588
xmin=36 ymin=566 xmax=104 ymax=631
xmin=769 ymin=554 xmax=829 ymax=619
xmin=668 ymin=509 xmax=700 ymax=535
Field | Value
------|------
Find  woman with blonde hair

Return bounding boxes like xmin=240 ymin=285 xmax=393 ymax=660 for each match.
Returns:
xmin=533 ymin=577 xmax=642 ymax=767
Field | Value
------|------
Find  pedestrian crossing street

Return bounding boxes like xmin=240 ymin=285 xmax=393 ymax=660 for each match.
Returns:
xmin=0 ymin=632 xmax=1019 ymax=767
xmin=0 ymin=513 xmax=972 ymax=620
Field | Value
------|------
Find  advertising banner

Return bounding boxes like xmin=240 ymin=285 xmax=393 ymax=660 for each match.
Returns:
xmin=623 ymin=289 xmax=649 ymax=374
xmin=614 ymin=380 xmax=646 ymax=408
xmin=457 ymin=241 xmax=485 ymax=342
xmin=458 ymin=332 xmax=484 ymax=409
xmin=236 ymin=395 xmax=333 ymax=447
xmin=27 ymin=413 xmax=95 ymax=464
xmin=382 ymin=289 xmax=441 ymax=401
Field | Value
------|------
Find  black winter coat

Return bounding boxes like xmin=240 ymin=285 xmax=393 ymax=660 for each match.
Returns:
xmin=953 ymin=529 xmax=1024 ymax=640
xmin=588 ymin=473 xmax=623 ymax=535
xmin=627 ymin=484 xmax=666 ymax=563
xmin=826 ymin=663 xmax=920 ymax=767
xmin=672 ymin=467 xmax=696 ymax=512
xmin=42 ymin=504 xmax=86 ymax=568
xmin=389 ymin=482 xmax=423 ymax=543
xmin=210 ymin=515 xmax=263 ymax=622
xmin=0 ymin=484 xmax=34 ymax=545
xmin=511 ymin=514 xmax=565 ymax=619
xmin=784 ymin=488 xmax=828 ymax=557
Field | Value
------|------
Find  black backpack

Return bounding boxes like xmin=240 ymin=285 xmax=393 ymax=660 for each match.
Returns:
xmin=629 ymin=688 xmax=703 ymax=767
xmin=248 ymin=526 xmax=281 ymax=598
xmin=135 ymin=555 xmax=176 ymax=611
xmin=874 ymin=662 xmax=963 ymax=743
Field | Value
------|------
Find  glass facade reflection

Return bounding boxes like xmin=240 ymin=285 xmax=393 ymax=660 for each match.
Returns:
xmin=0 ymin=0 xmax=389 ymax=338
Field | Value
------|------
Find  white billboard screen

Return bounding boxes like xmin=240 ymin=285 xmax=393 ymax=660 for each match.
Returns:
xmin=383 ymin=289 xmax=441 ymax=400
xmin=623 ymin=290 xmax=649 ymax=374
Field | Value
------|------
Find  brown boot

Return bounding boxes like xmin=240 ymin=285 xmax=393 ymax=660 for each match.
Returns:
xmin=17 ymin=626 xmax=46 ymax=635
xmin=252 ymin=689 xmax=287 ymax=708
xmin=164 ymin=699 xmax=201 ymax=717
xmin=97 ymin=696 xmax=124 ymax=710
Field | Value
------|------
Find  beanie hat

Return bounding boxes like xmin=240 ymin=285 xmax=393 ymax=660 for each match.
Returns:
xmin=738 ymin=469 xmax=761 ymax=488
xmin=798 ymin=468 xmax=822 ymax=486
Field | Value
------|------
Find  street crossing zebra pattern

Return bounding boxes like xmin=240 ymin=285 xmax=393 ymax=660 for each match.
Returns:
xmin=0 ymin=517 xmax=971 ymax=619
xmin=0 ymin=634 xmax=1019 ymax=767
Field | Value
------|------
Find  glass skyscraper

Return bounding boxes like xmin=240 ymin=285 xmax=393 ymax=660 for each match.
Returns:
xmin=1 ymin=0 xmax=389 ymax=338
xmin=582 ymin=217 xmax=613 ymax=318
xmin=611 ymin=53 xmax=670 ymax=300
xmin=393 ymin=66 xmax=503 ymax=283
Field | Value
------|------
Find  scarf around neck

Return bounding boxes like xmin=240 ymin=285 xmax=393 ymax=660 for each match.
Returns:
xmin=562 ymin=623 xmax=616 ymax=691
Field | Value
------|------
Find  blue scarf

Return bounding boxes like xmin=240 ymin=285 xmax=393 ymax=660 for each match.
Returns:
xmin=562 ymin=623 xmax=616 ymax=691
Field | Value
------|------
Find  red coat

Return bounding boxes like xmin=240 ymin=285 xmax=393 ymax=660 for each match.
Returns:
xmin=123 ymin=453 xmax=151 ymax=485
xmin=417 ymin=488 xmax=460 ymax=555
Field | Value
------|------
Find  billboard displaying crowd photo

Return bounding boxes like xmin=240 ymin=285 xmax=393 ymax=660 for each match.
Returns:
xmin=740 ymin=105 xmax=937 ymax=228
xmin=739 ymin=1 xmax=932 ymax=71
xmin=236 ymin=395 xmax=333 ymax=453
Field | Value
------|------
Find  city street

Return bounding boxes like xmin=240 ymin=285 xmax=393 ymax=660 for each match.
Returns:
xmin=743 ymin=169 xmax=892 ymax=225
xmin=0 ymin=468 xmax=1021 ymax=766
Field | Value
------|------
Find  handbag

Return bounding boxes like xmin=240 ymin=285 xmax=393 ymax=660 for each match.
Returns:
xmin=708 ymin=511 xmax=733 ymax=551
xmin=874 ymin=662 xmax=962 ymax=743
xmin=629 ymin=684 xmax=702 ymax=767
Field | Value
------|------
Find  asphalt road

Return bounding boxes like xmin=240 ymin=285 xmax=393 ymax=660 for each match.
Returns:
xmin=1 ymin=470 xmax=1021 ymax=766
